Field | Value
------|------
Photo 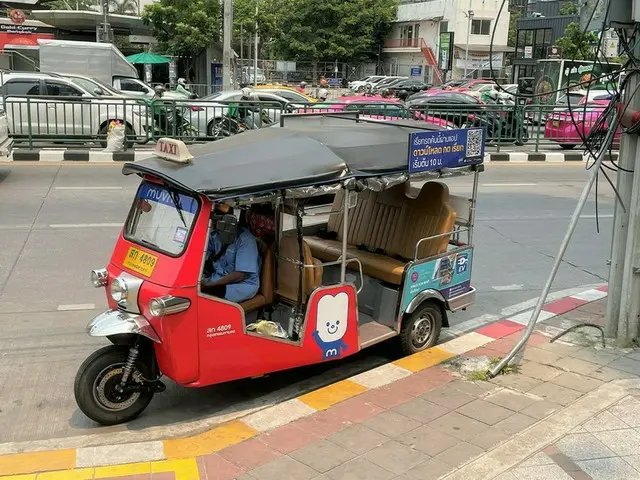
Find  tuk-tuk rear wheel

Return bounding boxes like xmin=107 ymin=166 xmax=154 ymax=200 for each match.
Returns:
xmin=400 ymin=301 xmax=442 ymax=355
xmin=74 ymin=345 xmax=154 ymax=426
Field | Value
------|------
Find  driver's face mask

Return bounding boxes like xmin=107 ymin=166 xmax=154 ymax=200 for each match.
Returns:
xmin=212 ymin=213 xmax=238 ymax=245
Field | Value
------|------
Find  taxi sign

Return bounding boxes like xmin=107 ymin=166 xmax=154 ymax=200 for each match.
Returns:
xmin=153 ymin=138 xmax=193 ymax=163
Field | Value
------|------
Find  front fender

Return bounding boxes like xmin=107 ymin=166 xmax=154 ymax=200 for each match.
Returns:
xmin=87 ymin=310 xmax=161 ymax=343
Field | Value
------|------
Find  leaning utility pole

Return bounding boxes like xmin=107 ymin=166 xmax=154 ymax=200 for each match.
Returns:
xmin=222 ymin=0 xmax=233 ymax=90
xmin=605 ymin=0 xmax=640 ymax=344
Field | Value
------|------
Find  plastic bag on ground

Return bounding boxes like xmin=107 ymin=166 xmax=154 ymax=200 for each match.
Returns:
xmin=104 ymin=122 xmax=126 ymax=152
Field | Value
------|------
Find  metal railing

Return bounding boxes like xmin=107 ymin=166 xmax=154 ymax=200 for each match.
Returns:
xmin=0 ymin=94 xmax=619 ymax=152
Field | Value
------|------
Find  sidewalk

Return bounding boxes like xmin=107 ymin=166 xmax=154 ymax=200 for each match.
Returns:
xmin=4 ymin=286 xmax=640 ymax=480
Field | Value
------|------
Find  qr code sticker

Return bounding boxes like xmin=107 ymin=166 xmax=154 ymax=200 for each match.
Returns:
xmin=466 ymin=129 xmax=483 ymax=157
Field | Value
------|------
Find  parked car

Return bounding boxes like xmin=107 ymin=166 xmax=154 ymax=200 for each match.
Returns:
xmin=0 ymin=105 xmax=13 ymax=158
xmin=298 ymin=96 xmax=456 ymax=129
xmin=544 ymin=100 xmax=620 ymax=149
xmin=453 ymin=79 xmax=495 ymax=91
xmin=406 ymin=90 xmax=487 ymax=127
xmin=61 ymin=74 xmax=127 ymax=98
xmin=0 ymin=72 xmax=150 ymax=142
xmin=184 ymin=90 xmax=292 ymax=137
xmin=112 ymin=76 xmax=184 ymax=100
xmin=349 ymin=75 xmax=386 ymax=91
xmin=254 ymin=85 xmax=315 ymax=105
xmin=387 ymin=79 xmax=431 ymax=94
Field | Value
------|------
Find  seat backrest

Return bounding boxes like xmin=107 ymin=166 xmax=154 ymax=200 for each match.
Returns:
xmin=276 ymin=235 xmax=323 ymax=302
xmin=327 ymin=181 xmax=456 ymax=260
xmin=259 ymin=243 xmax=275 ymax=304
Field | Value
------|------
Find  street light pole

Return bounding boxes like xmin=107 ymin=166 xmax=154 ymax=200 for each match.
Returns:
xmin=253 ymin=0 xmax=259 ymax=87
xmin=605 ymin=0 xmax=640 ymax=343
xmin=222 ymin=0 xmax=233 ymax=90
xmin=465 ymin=3 xmax=474 ymax=79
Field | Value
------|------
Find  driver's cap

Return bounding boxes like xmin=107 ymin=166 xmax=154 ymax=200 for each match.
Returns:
xmin=214 ymin=203 xmax=231 ymax=214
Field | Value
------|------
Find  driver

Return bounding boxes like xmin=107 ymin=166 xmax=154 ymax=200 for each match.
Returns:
xmin=201 ymin=204 xmax=261 ymax=303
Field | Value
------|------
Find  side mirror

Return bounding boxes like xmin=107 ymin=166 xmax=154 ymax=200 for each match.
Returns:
xmin=215 ymin=214 xmax=238 ymax=245
xmin=93 ymin=88 xmax=104 ymax=96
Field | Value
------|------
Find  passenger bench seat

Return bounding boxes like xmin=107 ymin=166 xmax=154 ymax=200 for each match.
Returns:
xmin=240 ymin=243 xmax=275 ymax=313
xmin=306 ymin=182 xmax=456 ymax=285
xmin=276 ymin=235 xmax=323 ymax=303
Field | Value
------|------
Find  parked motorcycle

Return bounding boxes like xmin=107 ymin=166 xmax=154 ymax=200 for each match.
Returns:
xmin=212 ymin=109 xmax=274 ymax=138
xmin=466 ymin=96 xmax=529 ymax=146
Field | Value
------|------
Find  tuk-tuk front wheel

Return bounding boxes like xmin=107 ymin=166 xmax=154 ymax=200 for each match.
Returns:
xmin=400 ymin=301 xmax=443 ymax=355
xmin=74 ymin=345 xmax=155 ymax=426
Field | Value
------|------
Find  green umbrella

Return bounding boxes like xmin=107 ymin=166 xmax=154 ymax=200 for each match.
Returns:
xmin=126 ymin=52 xmax=171 ymax=64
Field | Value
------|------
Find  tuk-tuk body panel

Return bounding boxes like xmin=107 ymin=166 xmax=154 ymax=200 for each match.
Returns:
xmin=192 ymin=285 xmax=359 ymax=386
xmin=110 ymin=197 xmax=210 ymax=289
xmin=400 ymin=246 xmax=474 ymax=314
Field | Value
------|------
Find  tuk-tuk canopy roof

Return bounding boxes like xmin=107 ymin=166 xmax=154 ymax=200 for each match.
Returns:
xmin=122 ymin=117 xmax=477 ymax=199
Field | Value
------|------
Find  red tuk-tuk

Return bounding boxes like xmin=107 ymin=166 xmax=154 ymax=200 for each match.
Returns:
xmin=75 ymin=115 xmax=483 ymax=425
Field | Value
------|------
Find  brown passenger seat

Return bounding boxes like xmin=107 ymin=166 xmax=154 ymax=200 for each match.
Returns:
xmin=276 ymin=235 xmax=323 ymax=303
xmin=240 ymin=243 xmax=275 ymax=313
xmin=306 ymin=181 xmax=456 ymax=285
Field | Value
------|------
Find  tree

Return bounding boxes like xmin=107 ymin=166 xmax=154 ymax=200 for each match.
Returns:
xmin=45 ymin=0 xmax=96 ymax=9
xmin=559 ymin=1 xmax=579 ymax=16
xmin=109 ymin=0 xmax=138 ymax=15
xmin=508 ymin=8 xmax=522 ymax=47
xmin=142 ymin=0 xmax=220 ymax=74
xmin=232 ymin=0 xmax=284 ymax=60
xmin=556 ymin=22 xmax=598 ymax=60
xmin=270 ymin=0 xmax=398 ymax=64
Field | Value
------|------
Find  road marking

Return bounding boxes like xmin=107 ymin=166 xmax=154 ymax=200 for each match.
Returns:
xmin=0 ymin=449 xmax=76 ymax=476
xmin=298 ymin=379 xmax=367 ymax=410
xmin=482 ymin=183 xmax=537 ymax=187
xmin=492 ymin=284 xmax=525 ymax=291
xmin=49 ymin=223 xmax=122 ymax=228
xmin=57 ymin=303 xmax=96 ymax=311
xmin=163 ymin=420 xmax=258 ymax=459
xmin=55 ymin=186 xmax=123 ymax=190
xmin=392 ymin=346 xmax=455 ymax=373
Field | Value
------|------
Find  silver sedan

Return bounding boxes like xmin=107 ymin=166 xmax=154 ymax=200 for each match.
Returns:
xmin=183 ymin=90 xmax=293 ymax=137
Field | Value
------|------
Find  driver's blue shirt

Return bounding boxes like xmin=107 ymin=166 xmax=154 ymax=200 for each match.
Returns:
xmin=205 ymin=227 xmax=261 ymax=303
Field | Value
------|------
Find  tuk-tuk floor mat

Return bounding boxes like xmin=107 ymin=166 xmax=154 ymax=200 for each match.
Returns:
xmin=0 ymin=284 xmax=618 ymax=479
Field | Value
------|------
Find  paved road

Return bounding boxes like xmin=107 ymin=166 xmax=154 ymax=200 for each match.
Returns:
xmin=0 ymin=162 xmax=615 ymax=448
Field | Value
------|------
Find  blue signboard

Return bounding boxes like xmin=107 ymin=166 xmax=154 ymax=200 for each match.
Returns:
xmin=408 ymin=128 xmax=486 ymax=173
xmin=401 ymin=247 xmax=473 ymax=311
xmin=328 ymin=77 xmax=342 ymax=87
xmin=410 ymin=66 xmax=422 ymax=77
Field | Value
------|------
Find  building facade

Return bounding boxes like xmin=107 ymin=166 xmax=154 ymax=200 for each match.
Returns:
xmin=382 ymin=0 xmax=511 ymax=84
xmin=512 ymin=0 xmax=579 ymax=82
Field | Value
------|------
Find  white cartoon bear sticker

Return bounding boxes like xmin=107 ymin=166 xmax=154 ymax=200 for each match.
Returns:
xmin=312 ymin=292 xmax=349 ymax=360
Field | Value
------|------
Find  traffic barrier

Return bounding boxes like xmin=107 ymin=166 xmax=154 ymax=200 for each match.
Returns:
xmin=0 ymin=94 xmax=615 ymax=152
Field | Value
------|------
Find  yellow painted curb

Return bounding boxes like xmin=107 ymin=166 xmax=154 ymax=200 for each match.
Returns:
xmin=0 ymin=475 xmax=36 ymax=480
xmin=0 ymin=450 xmax=76 ymax=476
xmin=37 ymin=468 xmax=93 ymax=480
xmin=392 ymin=346 xmax=455 ymax=373
xmin=298 ymin=379 xmax=368 ymax=410
xmin=94 ymin=461 xmax=151 ymax=477
xmin=163 ymin=420 xmax=259 ymax=459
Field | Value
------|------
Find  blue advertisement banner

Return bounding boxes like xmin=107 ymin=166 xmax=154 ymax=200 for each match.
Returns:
xmin=401 ymin=247 xmax=473 ymax=312
xmin=410 ymin=66 xmax=423 ymax=77
xmin=408 ymin=128 xmax=486 ymax=173
xmin=139 ymin=183 xmax=198 ymax=215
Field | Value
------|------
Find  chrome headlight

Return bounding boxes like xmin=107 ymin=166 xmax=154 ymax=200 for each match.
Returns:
xmin=110 ymin=277 xmax=129 ymax=303
xmin=90 ymin=268 xmax=108 ymax=288
xmin=149 ymin=295 xmax=191 ymax=317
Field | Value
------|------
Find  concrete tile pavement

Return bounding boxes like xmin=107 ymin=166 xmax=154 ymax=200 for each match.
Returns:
xmin=7 ymin=286 xmax=640 ymax=480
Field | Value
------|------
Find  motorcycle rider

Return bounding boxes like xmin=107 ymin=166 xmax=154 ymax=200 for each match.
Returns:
xmin=297 ymin=81 xmax=307 ymax=93
xmin=380 ymin=88 xmax=393 ymax=99
xmin=317 ymin=88 xmax=329 ymax=102
xmin=176 ymin=78 xmax=192 ymax=98
xmin=397 ymin=89 xmax=410 ymax=103
xmin=238 ymin=87 xmax=259 ymax=129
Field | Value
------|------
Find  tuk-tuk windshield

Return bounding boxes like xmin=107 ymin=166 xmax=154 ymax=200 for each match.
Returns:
xmin=124 ymin=181 xmax=200 ymax=256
